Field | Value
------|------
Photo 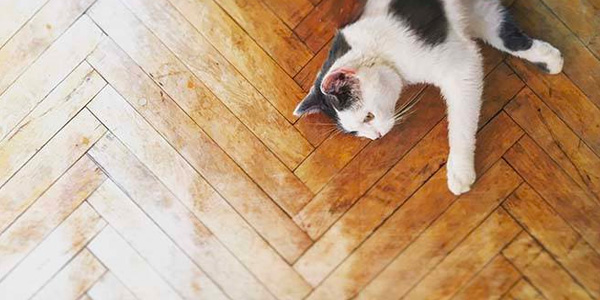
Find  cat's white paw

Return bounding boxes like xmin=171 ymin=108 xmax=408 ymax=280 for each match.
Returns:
xmin=446 ymin=158 xmax=476 ymax=196
xmin=533 ymin=40 xmax=564 ymax=75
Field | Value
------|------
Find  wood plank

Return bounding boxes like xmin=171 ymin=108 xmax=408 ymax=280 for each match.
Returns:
xmin=87 ymin=2 xmax=314 ymax=217
xmin=88 ymin=92 xmax=310 ymax=298
xmin=0 ymin=156 xmax=105 ymax=279
xmin=0 ymin=109 xmax=106 ymax=232
xmin=308 ymin=160 xmax=521 ymax=299
xmin=293 ymin=84 xmax=424 ymax=194
xmin=261 ymin=0 xmax=314 ymax=28
xmin=211 ymin=0 xmax=313 ymax=74
xmin=0 ymin=63 xmax=105 ymax=186
xmin=402 ymin=210 xmax=522 ymax=300
xmin=0 ymin=16 xmax=104 ymax=141
xmin=0 ymin=0 xmax=96 ymax=95
xmin=88 ymin=133 xmax=278 ymax=300
xmin=294 ymin=112 xmax=523 ymax=287
xmin=505 ymin=88 xmax=600 ymax=202
xmin=0 ymin=0 xmax=49 ymax=46
xmin=507 ymin=56 xmax=600 ymax=157
xmin=502 ymin=231 xmax=543 ymax=270
xmin=540 ymin=0 xmax=600 ymax=57
xmin=504 ymin=184 xmax=600 ymax=297
xmin=293 ymin=38 xmax=332 ymax=92
xmin=295 ymin=62 xmax=523 ymax=240
xmin=510 ymin=0 xmax=600 ymax=108
xmin=87 ymin=227 xmax=182 ymax=300
xmin=294 ymin=113 xmax=339 ymax=147
xmin=114 ymin=0 xmax=313 ymax=168
xmin=452 ymin=256 xmax=521 ymax=300
xmin=504 ymin=136 xmax=600 ymax=251
xmin=503 ymin=280 xmax=545 ymax=300
xmin=87 ymin=180 xmax=228 ymax=300
xmin=0 ymin=203 xmax=106 ymax=299
xmin=518 ymin=252 xmax=592 ymax=300
xmin=354 ymin=163 xmax=522 ymax=300
xmin=86 ymin=272 xmax=136 ymax=300
xmin=32 ymin=249 xmax=105 ymax=300
xmin=87 ymin=86 xmax=311 ymax=293
xmin=167 ymin=0 xmax=308 ymax=121
xmin=294 ymin=0 xmax=366 ymax=52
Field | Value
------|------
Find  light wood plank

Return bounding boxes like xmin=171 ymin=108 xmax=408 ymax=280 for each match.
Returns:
xmin=87 ymin=180 xmax=227 ymax=300
xmin=88 ymin=87 xmax=311 ymax=299
xmin=0 ymin=203 xmax=106 ymax=300
xmin=0 ymin=109 xmax=106 ymax=232
xmin=510 ymin=0 xmax=600 ymax=108
xmin=0 ymin=0 xmax=96 ymax=95
xmin=504 ymin=184 xmax=600 ymax=297
xmin=0 ymin=0 xmax=49 ymax=46
xmin=0 ymin=62 xmax=105 ymax=186
xmin=115 ymin=0 xmax=313 ymax=169
xmin=86 ymin=272 xmax=136 ymax=300
xmin=295 ymin=62 xmax=523 ymax=240
xmin=502 ymin=231 xmax=543 ymax=270
xmin=167 ymin=0 xmax=308 ymax=121
xmin=87 ymin=1 xmax=314 ymax=217
xmin=504 ymin=136 xmax=600 ymax=251
xmin=0 ymin=16 xmax=104 ymax=141
xmin=540 ymin=0 xmax=600 ymax=58
xmin=87 ymin=226 xmax=182 ymax=300
xmin=505 ymin=88 xmax=600 ymax=202
xmin=293 ymin=38 xmax=332 ymax=92
xmin=294 ymin=112 xmax=523 ymax=287
xmin=88 ymin=133 xmax=277 ymax=300
xmin=518 ymin=252 xmax=592 ymax=300
xmin=503 ymin=280 xmax=544 ymax=300
xmin=294 ymin=0 xmax=366 ymax=52
xmin=452 ymin=256 xmax=521 ymax=300
xmin=402 ymin=210 xmax=521 ymax=300
xmin=508 ymin=55 xmax=600 ymax=158
xmin=261 ymin=0 xmax=313 ymax=28
xmin=503 ymin=279 xmax=545 ymax=300
xmin=309 ymin=160 xmax=521 ymax=299
xmin=0 ymin=156 xmax=106 ymax=279
xmin=352 ymin=162 xmax=522 ymax=300
xmin=32 ymin=249 xmax=106 ymax=300
xmin=211 ymin=0 xmax=313 ymax=74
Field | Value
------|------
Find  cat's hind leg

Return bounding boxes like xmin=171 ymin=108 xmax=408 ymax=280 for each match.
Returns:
xmin=466 ymin=0 xmax=563 ymax=74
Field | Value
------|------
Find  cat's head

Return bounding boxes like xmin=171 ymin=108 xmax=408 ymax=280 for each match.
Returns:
xmin=294 ymin=33 xmax=403 ymax=140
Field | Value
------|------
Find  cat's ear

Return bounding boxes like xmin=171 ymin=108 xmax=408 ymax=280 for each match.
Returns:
xmin=321 ymin=67 xmax=357 ymax=95
xmin=293 ymin=88 xmax=322 ymax=116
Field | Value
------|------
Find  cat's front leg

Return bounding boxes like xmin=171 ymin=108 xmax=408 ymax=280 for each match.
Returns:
xmin=439 ymin=62 xmax=483 ymax=195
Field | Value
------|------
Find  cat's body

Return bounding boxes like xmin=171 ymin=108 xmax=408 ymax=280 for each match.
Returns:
xmin=294 ymin=0 xmax=563 ymax=195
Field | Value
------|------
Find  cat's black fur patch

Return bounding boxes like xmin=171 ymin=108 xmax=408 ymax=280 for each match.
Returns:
xmin=310 ymin=32 xmax=355 ymax=119
xmin=389 ymin=0 xmax=448 ymax=46
xmin=499 ymin=11 xmax=533 ymax=51
xmin=533 ymin=62 xmax=550 ymax=73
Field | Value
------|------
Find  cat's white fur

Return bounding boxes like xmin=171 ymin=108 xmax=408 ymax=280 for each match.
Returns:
xmin=324 ymin=0 xmax=563 ymax=195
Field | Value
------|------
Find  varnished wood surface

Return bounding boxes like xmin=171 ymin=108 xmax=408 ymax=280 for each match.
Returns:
xmin=0 ymin=0 xmax=598 ymax=299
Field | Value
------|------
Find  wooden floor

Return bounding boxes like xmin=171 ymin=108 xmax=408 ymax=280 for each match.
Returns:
xmin=0 ymin=0 xmax=599 ymax=299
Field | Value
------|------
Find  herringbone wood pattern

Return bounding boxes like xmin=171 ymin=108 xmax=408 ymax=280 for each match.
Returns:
xmin=0 ymin=0 xmax=599 ymax=299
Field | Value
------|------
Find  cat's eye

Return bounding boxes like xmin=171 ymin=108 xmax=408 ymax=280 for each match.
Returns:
xmin=363 ymin=112 xmax=374 ymax=123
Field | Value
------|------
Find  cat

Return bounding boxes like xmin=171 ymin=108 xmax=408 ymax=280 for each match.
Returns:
xmin=293 ymin=0 xmax=563 ymax=195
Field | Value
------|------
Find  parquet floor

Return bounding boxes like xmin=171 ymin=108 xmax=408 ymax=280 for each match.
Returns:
xmin=0 ymin=0 xmax=599 ymax=299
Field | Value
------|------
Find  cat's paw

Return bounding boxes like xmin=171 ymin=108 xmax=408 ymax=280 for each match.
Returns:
xmin=532 ymin=40 xmax=564 ymax=75
xmin=446 ymin=158 xmax=476 ymax=196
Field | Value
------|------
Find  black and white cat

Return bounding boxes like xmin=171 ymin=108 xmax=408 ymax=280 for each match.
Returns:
xmin=293 ymin=0 xmax=563 ymax=195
